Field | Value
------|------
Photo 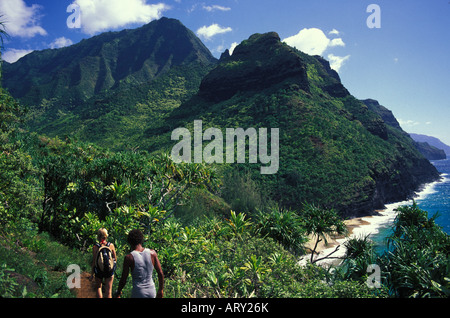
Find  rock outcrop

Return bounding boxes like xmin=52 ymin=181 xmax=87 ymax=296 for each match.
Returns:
xmin=199 ymin=32 xmax=309 ymax=102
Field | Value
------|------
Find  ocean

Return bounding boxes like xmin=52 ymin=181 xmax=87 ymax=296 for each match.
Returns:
xmin=360 ymin=158 xmax=450 ymax=254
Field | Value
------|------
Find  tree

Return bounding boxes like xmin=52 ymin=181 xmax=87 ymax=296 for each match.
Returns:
xmin=255 ymin=207 xmax=307 ymax=255
xmin=301 ymin=203 xmax=348 ymax=263
xmin=147 ymin=153 xmax=219 ymax=218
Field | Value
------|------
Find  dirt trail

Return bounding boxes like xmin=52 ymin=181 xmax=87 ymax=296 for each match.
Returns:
xmin=73 ymin=272 xmax=97 ymax=298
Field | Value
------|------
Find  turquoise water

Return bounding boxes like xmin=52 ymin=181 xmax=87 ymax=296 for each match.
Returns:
xmin=370 ymin=158 xmax=450 ymax=254
xmin=416 ymin=159 xmax=450 ymax=234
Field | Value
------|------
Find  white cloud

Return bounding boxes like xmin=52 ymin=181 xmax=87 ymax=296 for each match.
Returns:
xmin=50 ymin=37 xmax=73 ymax=49
xmin=329 ymin=29 xmax=340 ymax=36
xmin=203 ymin=5 xmax=231 ymax=12
xmin=2 ymin=48 xmax=33 ymax=63
xmin=73 ymin=0 xmax=171 ymax=35
xmin=282 ymin=28 xmax=345 ymax=56
xmin=196 ymin=24 xmax=232 ymax=41
xmin=283 ymin=28 xmax=349 ymax=72
xmin=329 ymin=38 xmax=345 ymax=48
xmin=327 ymin=54 xmax=350 ymax=72
xmin=0 ymin=0 xmax=47 ymax=38
xmin=229 ymin=42 xmax=238 ymax=55
xmin=283 ymin=28 xmax=328 ymax=55
xmin=398 ymin=119 xmax=420 ymax=127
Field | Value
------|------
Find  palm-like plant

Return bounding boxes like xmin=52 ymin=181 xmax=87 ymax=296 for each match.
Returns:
xmin=0 ymin=16 xmax=8 ymax=50
xmin=301 ymin=203 xmax=348 ymax=263
xmin=255 ymin=207 xmax=307 ymax=255
xmin=382 ymin=204 xmax=450 ymax=297
xmin=1 ymin=16 xmax=9 ymax=81
xmin=241 ymin=254 xmax=271 ymax=293
xmin=225 ymin=211 xmax=252 ymax=239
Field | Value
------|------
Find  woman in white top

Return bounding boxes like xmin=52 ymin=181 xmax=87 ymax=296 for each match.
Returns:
xmin=116 ymin=229 xmax=164 ymax=298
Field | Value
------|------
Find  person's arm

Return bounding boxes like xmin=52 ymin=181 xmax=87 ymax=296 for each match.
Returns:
xmin=90 ymin=244 xmax=98 ymax=280
xmin=151 ymin=250 xmax=164 ymax=298
xmin=116 ymin=254 xmax=133 ymax=297
xmin=110 ymin=243 xmax=117 ymax=262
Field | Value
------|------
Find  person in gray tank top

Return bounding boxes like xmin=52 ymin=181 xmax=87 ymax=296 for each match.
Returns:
xmin=115 ymin=229 xmax=164 ymax=298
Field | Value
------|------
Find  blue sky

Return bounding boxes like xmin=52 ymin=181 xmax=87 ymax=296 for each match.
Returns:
xmin=1 ymin=0 xmax=449 ymax=145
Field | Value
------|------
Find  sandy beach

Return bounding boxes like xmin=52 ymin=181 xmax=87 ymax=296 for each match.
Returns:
xmin=300 ymin=216 xmax=375 ymax=266
xmin=303 ymin=216 xmax=372 ymax=254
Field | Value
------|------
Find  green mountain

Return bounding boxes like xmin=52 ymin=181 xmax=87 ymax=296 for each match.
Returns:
xmin=146 ymin=32 xmax=440 ymax=217
xmin=363 ymin=99 xmax=446 ymax=160
xmin=2 ymin=17 xmax=216 ymax=106
xmin=2 ymin=21 xmax=440 ymax=218
xmin=2 ymin=18 xmax=217 ymax=149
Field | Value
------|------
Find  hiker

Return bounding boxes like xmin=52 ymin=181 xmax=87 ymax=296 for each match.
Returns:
xmin=90 ymin=228 xmax=117 ymax=298
xmin=115 ymin=229 xmax=164 ymax=298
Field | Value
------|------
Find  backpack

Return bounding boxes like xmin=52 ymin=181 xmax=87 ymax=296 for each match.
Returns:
xmin=94 ymin=242 xmax=116 ymax=278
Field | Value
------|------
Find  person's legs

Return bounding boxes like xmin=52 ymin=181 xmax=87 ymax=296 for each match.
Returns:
xmin=104 ymin=276 xmax=114 ymax=298
xmin=94 ymin=277 xmax=103 ymax=298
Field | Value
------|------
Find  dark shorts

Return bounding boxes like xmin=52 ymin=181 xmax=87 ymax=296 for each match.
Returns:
xmin=94 ymin=263 xmax=116 ymax=279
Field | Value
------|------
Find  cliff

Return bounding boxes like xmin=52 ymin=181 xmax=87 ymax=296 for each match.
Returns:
xmin=362 ymin=99 xmax=447 ymax=160
xmin=163 ymin=32 xmax=441 ymax=217
xmin=410 ymin=133 xmax=450 ymax=157
xmin=199 ymin=32 xmax=309 ymax=102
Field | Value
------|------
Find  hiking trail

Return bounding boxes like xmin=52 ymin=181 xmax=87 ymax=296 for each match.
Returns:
xmin=72 ymin=272 xmax=97 ymax=298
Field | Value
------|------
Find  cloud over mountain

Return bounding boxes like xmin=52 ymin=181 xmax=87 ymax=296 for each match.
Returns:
xmin=73 ymin=0 xmax=170 ymax=35
xmin=0 ymin=0 xmax=47 ymax=38
xmin=196 ymin=24 xmax=232 ymax=41
xmin=282 ymin=28 xmax=349 ymax=72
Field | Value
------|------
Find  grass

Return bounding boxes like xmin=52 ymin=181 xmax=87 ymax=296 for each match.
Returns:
xmin=0 ymin=226 xmax=90 ymax=298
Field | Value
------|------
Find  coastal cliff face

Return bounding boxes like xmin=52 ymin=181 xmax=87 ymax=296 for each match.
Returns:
xmin=171 ymin=32 xmax=440 ymax=217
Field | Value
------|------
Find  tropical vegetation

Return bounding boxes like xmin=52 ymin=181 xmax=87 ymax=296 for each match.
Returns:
xmin=1 ymin=19 xmax=448 ymax=299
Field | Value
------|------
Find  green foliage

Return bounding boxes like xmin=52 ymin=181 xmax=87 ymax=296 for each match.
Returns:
xmin=225 ymin=211 xmax=253 ymax=239
xmin=301 ymin=203 xmax=347 ymax=263
xmin=0 ymin=27 xmax=446 ymax=300
xmin=31 ymin=136 xmax=218 ymax=247
xmin=255 ymin=207 xmax=307 ymax=255
xmin=0 ymin=89 xmax=41 ymax=229
xmin=380 ymin=203 xmax=450 ymax=298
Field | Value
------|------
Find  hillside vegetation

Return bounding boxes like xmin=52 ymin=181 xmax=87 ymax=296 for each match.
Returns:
xmin=1 ymin=18 xmax=448 ymax=299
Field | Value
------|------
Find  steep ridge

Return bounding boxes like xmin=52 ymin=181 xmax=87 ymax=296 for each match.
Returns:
xmin=410 ymin=133 xmax=450 ymax=157
xmin=363 ymin=99 xmax=447 ymax=160
xmin=159 ymin=32 xmax=440 ymax=217
xmin=199 ymin=32 xmax=309 ymax=102
xmin=3 ymin=18 xmax=217 ymax=150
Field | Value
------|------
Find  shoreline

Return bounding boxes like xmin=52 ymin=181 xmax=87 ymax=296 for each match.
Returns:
xmin=300 ymin=175 xmax=445 ymax=266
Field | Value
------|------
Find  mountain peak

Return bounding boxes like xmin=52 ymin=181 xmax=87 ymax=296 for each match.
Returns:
xmin=199 ymin=32 xmax=309 ymax=102
xmin=3 ymin=18 xmax=217 ymax=106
